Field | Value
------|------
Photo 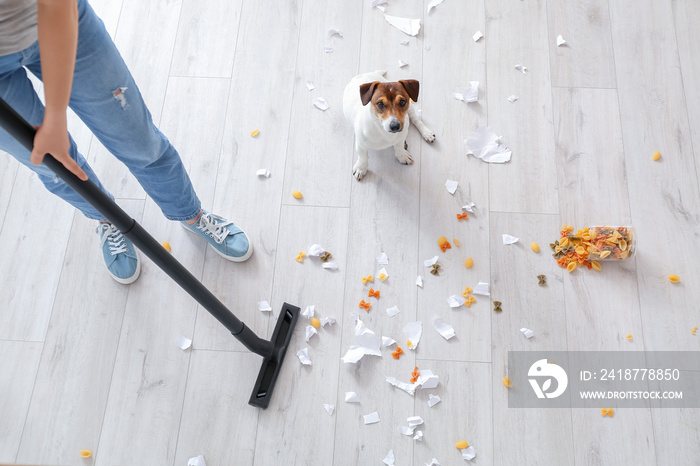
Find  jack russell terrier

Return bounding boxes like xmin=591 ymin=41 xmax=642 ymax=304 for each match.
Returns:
xmin=343 ymin=70 xmax=436 ymax=181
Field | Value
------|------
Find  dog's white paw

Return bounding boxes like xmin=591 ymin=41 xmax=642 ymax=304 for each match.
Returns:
xmin=421 ymin=127 xmax=436 ymax=143
xmin=353 ymin=162 xmax=368 ymax=181
xmin=395 ymin=150 xmax=414 ymax=165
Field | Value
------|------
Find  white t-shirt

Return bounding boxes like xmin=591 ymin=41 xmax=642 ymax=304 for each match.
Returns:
xmin=0 ymin=0 xmax=38 ymax=56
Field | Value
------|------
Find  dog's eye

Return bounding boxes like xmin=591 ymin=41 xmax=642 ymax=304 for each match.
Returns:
xmin=399 ymin=100 xmax=407 ymax=107
xmin=376 ymin=101 xmax=385 ymax=109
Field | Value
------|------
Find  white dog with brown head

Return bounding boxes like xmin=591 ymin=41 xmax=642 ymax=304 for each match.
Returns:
xmin=343 ymin=70 xmax=435 ymax=181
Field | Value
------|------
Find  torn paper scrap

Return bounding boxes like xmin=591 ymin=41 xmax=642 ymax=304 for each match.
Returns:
xmin=404 ymin=321 xmax=423 ymax=349
xmin=313 ymin=97 xmax=329 ymax=111
xmin=176 ymin=334 xmax=192 ymax=350
xmin=322 ymin=261 xmax=339 ymax=270
xmin=557 ymin=35 xmax=566 ymax=46
xmin=321 ymin=316 xmax=336 ymax=327
xmin=324 ymin=46 xmax=334 ymax=53
xmin=428 ymin=393 xmax=441 ymax=407
xmin=383 ymin=449 xmax=395 ymax=466
xmin=188 ymin=455 xmax=206 ymax=466
xmin=305 ymin=325 xmax=318 ymax=342
xmin=363 ymin=411 xmax=380 ymax=424
xmin=377 ymin=252 xmax=389 ymax=265
xmin=382 ymin=336 xmax=396 ymax=347
xmin=424 ymin=255 xmax=439 ymax=267
xmin=507 ymin=95 xmax=519 ymax=103
xmin=455 ymin=82 xmax=479 ymax=103
xmin=345 ymin=392 xmax=360 ymax=403
xmin=407 ymin=416 xmax=424 ymax=427
xmin=327 ymin=28 xmax=343 ymax=38
xmin=371 ymin=0 xmax=387 ymax=7
xmin=473 ymin=31 xmax=483 ymax=42
xmin=398 ymin=425 xmax=416 ymax=436
xmin=324 ymin=404 xmax=335 ymax=415
xmin=308 ymin=244 xmax=325 ymax=256
xmin=398 ymin=60 xmax=409 ymax=68
xmin=306 ymin=79 xmax=315 ymax=91
xmin=384 ymin=14 xmax=421 ymax=36
xmin=462 ymin=446 xmax=476 ymax=460
xmin=258 ymin=300 xmax=272 ymax=312
xmin=418 ymin=369 xmax=439 ymax=389
xmin=386 ymin=305 xmax=401 ymax=317
xmin=416 ymin=275 xmax=423 ymax=287
xmin=302 ymin=305 xmax=315 ymax=318
xmin=447 ymin=295 xmax=465 ymax=308
xmin=433 ymin=316 xmax=456 ymax=340
xmin=400 ymin=39 xmax=409 ymax=45
xmin=387 ymin=376 xmax=418 ymax=396
xmin=502 ymin=234 xmax=519 ymax=245
xmin=473 ymin=281 xmax=490 ymax=296
xmin=462 ymin=202 xmax=475 ymax=213
xmin=426 ymin=459 xmax=441 ymax=466
xmin=341 ymin=319 xmax=382 ymax=363
xmin=377 ymin=267 xmax=388 ymax=281
xmin=413 ymin=431 xmax=423 ymax=441
xmin=445 ymin=179 xmax=458 ymax=194
xmin=256 ymin=168 xmax=270 ymax=178
xmin=520 ymin=328 xmax=534 ymax=339
xmin=515 ymin=64 xmax=528 ymax=74
xmin=427 ymin=0 xmax=445 ymax=13
xmin=465 ymin=126 xmax=512 ymax=163
xmin=297 ymin=348 xmax=312 ymax=365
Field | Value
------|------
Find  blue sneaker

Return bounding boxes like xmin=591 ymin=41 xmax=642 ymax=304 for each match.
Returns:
xmin=97 ymin=222 xmax=140 ymax=284
xmin=181 ymin=210 xmax=253 ymax=262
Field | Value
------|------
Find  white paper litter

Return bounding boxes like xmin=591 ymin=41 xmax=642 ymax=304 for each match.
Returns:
xmin=313 ymin=98 xmax=329 ymax=111
xmin=324 ymin=404 xmax=335 ymax=415
xmin=416 ymin=275 xmax=424 ymax=287
xmin=377 ymin=267 xmax=389 ymax=281
xmin=473 ymin=31 xmax=483 ymax=42
xmin=297 ymin=348 xmax=312 ymax=365
xmin=515 ymin=64 xmax=528 ymax=74
xmin=382 ymin=336 xmax=396 ymax=347
xmin=306 ymin=79 xmax=315 ymax=91
xmin=413 ymin=430 xmax=423 ymax=441
xmin=386 ymin=305 xmax=401 ymax=317
xmin=371 ymin=0 xmax=387 ymax=7
xmin=302 ymin=305 xmax=315 ymax=318
xmin=426 ymin=459 xmax=441 ymax=466
xmin=427 ymin=0 xmax=445 ymax=13
xmin=424 ymin=255 xmax=439 ymax=267
xmin=377 ymin=4 xmax=386 ymax=12
xmin=363 ymin=411 xmax=380 ymax=424
xmin=447 ymin=295 xmax=465 ymax=308
xmin=398 ymin=425 xmax=416 ymax=436
xmin=327 ymin=28 xmax=343 ymax=38
xmin=403 ymin=322 xmax=423 ymax=349
xmin=520 ymin=328 xmax=534 ymax=339
xmin=345 ymin=391 xmax=360 ymax=403
xmin=305 ymin=325 xmax=318 ymax=342
xmin=507 ymin=95 xmax=519 ymax=103
xmin=455 ymin=81 xmax=479 ymax=103
xmin=462 ymin=446 xmax=476 ymax=460
xmin=321 ymin=316 xmax=336 ymax=327
xmin=176 ymin=334 xmax=192 ymax=350
xmin=465 ymin=126 xmax=512 ymax=163
xmin=256 ymin=168 xmax=270 ymax=178
xmin=557 ymin=34 xmax=566 ymax=46
xmin=473 ymin=281 xmax=490 ymax=296
xmin=386 ymin=376 xmax=419 ymax=396
xmin=407 ymin=416 xmax=424 ymax=427
xmin=462 ymin=202 xmax=475 ymax=213
xmin=341 ymin=319 xmax=382 ymax=363
xmin=258 ymin=300 xmax=272 ymax=312
xmin=502 ymin=234 xmax=519 ymax=245
xmin=377 ymin=252 xmax=389 ymax=265
xmin=433 ymin=316 xmax=456 ymax=340
xmin=398 ymin=59 xmax=409 ymax=68
xmin=383 ymin=14 xmax=421 ymax=36
xmin=386 ymin=369 xmax=439 ymax=396
xmin=445 ymin=179 xmax=458 ymax=194
xmin=324 ymin=46 xmax=334 ymax=53
xmin=383 ymin=449 xmax=395 ymax=465
xmin=400 ymin=39 xmax=409 ymax=45
xmin=428 ymin=393 xmax=442 ymax=407
xmin=188 ymin=455 xmax=206 ymax=466
xmin=322 ymin=261 xmax=339 ymax=270
xmin=308 ymin=244 xmax=325 ymax=256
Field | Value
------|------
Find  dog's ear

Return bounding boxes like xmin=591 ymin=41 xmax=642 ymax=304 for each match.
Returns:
xmin=359 ymin=81 xmax=380 ymax=106
xmin=399 ymin=79 xmax=420 ymax=102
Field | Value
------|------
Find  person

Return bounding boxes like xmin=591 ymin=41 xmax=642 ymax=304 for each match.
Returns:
xmin=0 ymin=0 xmax=252 ymax=284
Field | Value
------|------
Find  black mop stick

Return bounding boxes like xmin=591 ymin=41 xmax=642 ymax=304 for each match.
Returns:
xmin=0 ymin=97 xmax=299 ymax=409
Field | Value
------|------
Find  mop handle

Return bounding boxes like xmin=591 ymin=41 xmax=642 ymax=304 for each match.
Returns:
xmin=0 ymin=98 xmax=273 ymax=357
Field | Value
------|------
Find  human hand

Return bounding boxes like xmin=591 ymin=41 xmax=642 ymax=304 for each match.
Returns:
xmin=30 ymin=111 xmax=88 ymax=181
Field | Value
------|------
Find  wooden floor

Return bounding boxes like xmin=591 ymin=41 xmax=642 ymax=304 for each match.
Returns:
xmin=1 ymin=0 xmax=699 ymax=464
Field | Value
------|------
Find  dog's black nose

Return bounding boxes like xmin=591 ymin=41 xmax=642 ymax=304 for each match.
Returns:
xmin=389 ymin=121 xmax=400 ymax=132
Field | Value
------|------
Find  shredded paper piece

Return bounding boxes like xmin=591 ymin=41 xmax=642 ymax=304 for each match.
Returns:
xmin=383 ymin=449 xmax=395 ymax=465
xmin=324 ymin=46 xmax=334 ymax=53
xmin=416 ymin=275 xmax=424 ymax=287
xmin=386 ymin=305 xmax=401 ymax=317
xmin=306 ymin=79 xmax=315 ymax=91
xmin=514 ymin=64 xmax=528 ymax=74
xmin=256 ymin=168 xmax=270 ymax=178
xmin=426 ymin=459 xmax=441 ymax=466
xmin=502 ymin=234 xmax=519 ymax=245
xmin=462 ymin=202 xmax=475 ymax=213
xmin=462 ymin=446 xmax=476 ymax=460
xmin=188 ymin=455 xmax=206 ymax=466
xmin=465 ymin=126 xmax=512 ymax=163
xmin=377 ymin=252 xmax=389 ymax=265
xmin=345 ymin=391 xmax=360 ymax=403
xmin=404 ymin=322 xmax=423 ymax=349
xmin=297 ymin=348 xmax=312 ymax=365
xmin=371 ymin=0 xmax=387 ymax=7
xmin=427 ymin=0 xmax=445 ymax=13
xmin=424 ymin=255 xmax=439 ymax=267
xmin=433 ymin=316 xmax=456 ymax=340
xmin=473 ymin=31 xmax=483 ymax=42
xmin=382 ymin=336 xmax=396 ymax=347
xmin=258 ymin=300 xmax=272 ymax=312
xmin=445 ymin=179 xmax=458 ymax=194
xmin=400 ymin=39 xmax=409 ymax=45
xmin=398 ymin=59 xmax=409 ymax=68
xmin=176 ymin=334 xmax=192 ymax=350
xmin=455 ymin=81 xmax=479 ymax=103
xmin=302 ymin=305 xmax=315 ymax=318
xmin=322 ymin=261 xmax=339 ymax=270
xmin=324 ymin=404 xmax=335 ymax=415
xmin=308 ymin=244 xmax=325 ymax=256
xmin=363 ymin=411 xmax=380 ymax=425
xmin=447 ymin=295 xmax=465 ymax=308
xmin=386 ymin=369 xmax=439 ymax=396
xmin=520 ymin=328 xmax=534 ymax=339
xmin=327 ymin=28 xmax=342 ymax=38
xmin=398 ymin=425 xmax=416 ymax=436
xmin=321 ymin=316 xmax=336 ymax=327
xmin=507 ymin=95 xmax=519 ymax=103
xmin=414 ymin=431 xmax=423 ymax=441
xmin=473 ymin=281 xmax=490 ymax=296
xmin=305 ymin=325 xmax=318 ymax=342
xmin=407 ymin=416 xmax=424 ymax=426
xmin=428 ymin=393 xmax=441 ymax=407
xmin=557 ymin=34 xmax=566 ymax=46
xmin=341 ymin=319 xmax=382 ymax=363
xmin=383 ymin=14 xmax=421 ymax=36
xmin=313 ymin=97 xmax=329 ymax=111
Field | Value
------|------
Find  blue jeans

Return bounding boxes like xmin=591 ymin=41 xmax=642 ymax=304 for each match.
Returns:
xmin=0 ymin=0 xmax=201 ymax=221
